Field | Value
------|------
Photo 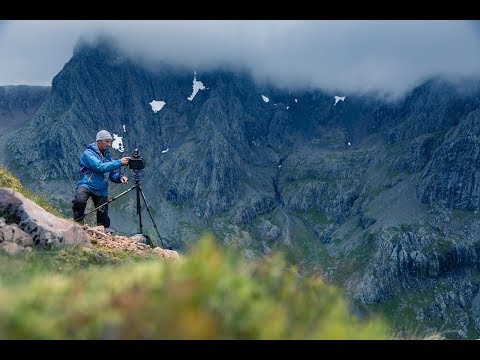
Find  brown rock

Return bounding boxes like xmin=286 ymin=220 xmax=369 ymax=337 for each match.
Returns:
xmin=0 ymin=224 xmax=33 ymax=246
xmin=1 ymin=242 xmax=23 ymax=255
xmin=0 ymin=187 xmax=90 ymax=248
xmin=152 ymin=247 xmax=180 ymax=260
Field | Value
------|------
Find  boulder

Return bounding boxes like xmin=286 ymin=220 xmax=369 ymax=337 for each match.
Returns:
xmin=0 ymin=187 xmax=90 ymax=249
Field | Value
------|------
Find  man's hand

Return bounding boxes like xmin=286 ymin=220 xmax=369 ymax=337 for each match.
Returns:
xmin=120 ymin=176 xmax=128 ymax=184
xmin=120 ymin=157 xmax=130 ymax=166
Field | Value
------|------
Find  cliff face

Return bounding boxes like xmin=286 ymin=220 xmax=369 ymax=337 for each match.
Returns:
xmin=0 ymin=85 xmax=49 ymax=141
xmin=417 ymin=109 xmax=480 ymax=210
xmin=6 ymin=41 xmax=480 ymax=338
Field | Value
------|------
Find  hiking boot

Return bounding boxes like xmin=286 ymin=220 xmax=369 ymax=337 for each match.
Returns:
xmin=104 ymin=227 xmax=117 ymax=235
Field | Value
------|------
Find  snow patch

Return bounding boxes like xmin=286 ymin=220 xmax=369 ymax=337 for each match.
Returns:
xmin=112 ymin=134 xmax=124 ymax=153
xmin=150 ymin=100 xmax=166 ymax=113
xmin=334 ymin=96 xmax=346 ymax=106
xmin=187 ymin=72 xmax=206 ymax=101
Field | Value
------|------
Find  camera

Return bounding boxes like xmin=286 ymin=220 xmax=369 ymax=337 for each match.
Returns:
xmin=128 ymin=148 xmax=145 ymax=170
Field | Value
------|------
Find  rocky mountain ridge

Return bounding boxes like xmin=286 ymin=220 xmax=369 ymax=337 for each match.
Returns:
xmin=0 ymin=85 xmax=49 ymax=160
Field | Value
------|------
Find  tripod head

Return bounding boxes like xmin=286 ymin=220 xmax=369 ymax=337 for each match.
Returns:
xmin=129 ymin=148 xmax=145 ymax=170
xmin=133 ymin=169 xmax=142 ymax=184
xmin=128 ymin=148 xmax=145 ymax=184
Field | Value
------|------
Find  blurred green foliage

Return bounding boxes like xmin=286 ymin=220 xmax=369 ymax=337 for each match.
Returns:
xmin=0 ymin=235 xmax=387 ymax=339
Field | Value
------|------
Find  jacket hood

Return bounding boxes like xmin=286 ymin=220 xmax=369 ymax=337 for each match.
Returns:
xmin=87 ymin=142 xmax=110 ymax=157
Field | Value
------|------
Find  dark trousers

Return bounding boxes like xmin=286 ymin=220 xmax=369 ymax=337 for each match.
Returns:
xmin=72 ymin=186 xmax=110 ymax=228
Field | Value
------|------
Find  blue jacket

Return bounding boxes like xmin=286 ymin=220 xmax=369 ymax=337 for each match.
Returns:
xmin=76 ymin=143 xmax=122 ymax=196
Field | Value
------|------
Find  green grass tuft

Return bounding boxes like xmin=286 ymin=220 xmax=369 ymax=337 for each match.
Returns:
xmin=0 ymin=165 xmax=63 ymax=217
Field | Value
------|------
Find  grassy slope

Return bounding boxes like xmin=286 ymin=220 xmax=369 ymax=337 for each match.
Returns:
xmin=0 ymin=166 xmax=63 ymax=217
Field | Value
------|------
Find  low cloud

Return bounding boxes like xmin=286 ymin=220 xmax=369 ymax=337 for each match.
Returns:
xmin=2 ymin=20 xmax=480 ymax=100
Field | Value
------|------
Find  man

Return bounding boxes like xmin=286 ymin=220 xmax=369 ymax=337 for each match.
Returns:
xmin=72 ymin=130 xmax=130 ymax=231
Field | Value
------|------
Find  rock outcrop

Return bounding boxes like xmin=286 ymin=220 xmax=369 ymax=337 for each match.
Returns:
xmin=86 ymin=225 xmax=179 ymax=259
xmin=0 ymin=187 xmax=90 ymax=253
xmin=0 ymin=187 xmax=179 ymax=260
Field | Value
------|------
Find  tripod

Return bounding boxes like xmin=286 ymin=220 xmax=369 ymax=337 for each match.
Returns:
xmin=75 ymin=169 xmax=169 ymax=249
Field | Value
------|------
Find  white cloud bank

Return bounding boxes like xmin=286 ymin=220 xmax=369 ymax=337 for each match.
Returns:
xmin=2 ymin=20 xmax=480 ymax=100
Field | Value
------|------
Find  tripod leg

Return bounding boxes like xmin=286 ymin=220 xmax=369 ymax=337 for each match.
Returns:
xmin=136 ymin=186 xmax=143 ymax=235
xmin=138 ymin=186 xmax=169 ymax=249
xmin=75 ymin=185 xmax=137 ymax=222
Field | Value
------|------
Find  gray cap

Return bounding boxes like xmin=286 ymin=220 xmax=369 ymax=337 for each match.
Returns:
xmin=96 ymin=130 xmax=113 ymax=141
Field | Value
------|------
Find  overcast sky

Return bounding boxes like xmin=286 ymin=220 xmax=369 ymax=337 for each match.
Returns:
xmin=1 ymin=20 xmax=480 ymax=100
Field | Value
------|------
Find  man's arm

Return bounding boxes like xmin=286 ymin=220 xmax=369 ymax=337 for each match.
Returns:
xmin=109 ymin=170 xmax=122 ymax=183
xmin=82 ymin=150 xmax=122 ymax=173
xmin=110 ymin=171 xmax=128 ymax=184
